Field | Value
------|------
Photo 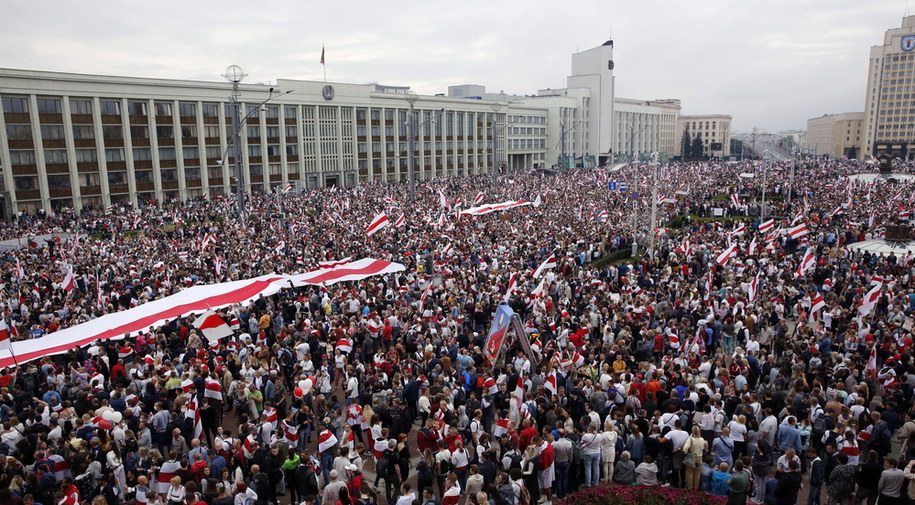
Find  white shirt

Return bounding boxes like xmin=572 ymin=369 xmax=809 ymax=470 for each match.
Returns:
xmin=395 ymin=493 xmax=416 ymax=505
xmin=728 ymin=421 xmax=747 ymax=442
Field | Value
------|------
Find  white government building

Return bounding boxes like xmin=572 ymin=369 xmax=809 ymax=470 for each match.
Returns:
xmin=0 ymin=40 xmax=730 ymax=216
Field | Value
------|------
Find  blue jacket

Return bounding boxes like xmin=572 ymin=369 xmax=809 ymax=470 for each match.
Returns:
xmin=777 ymin=424 xmax=803 ymax=453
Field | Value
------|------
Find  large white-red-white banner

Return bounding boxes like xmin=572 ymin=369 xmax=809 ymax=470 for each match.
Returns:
xmin=0 ymin=258 xmax=404 ymax=369
xmin=460 ymin=200 xmax=531 ymax=216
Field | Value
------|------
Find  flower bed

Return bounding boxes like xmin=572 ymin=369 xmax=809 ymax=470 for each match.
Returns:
xmin=557 ymin=485 xmax=727 ymax=505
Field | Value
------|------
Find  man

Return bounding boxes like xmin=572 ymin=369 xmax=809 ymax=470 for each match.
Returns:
xmin=807 ymin=448 xmax=824 ymax=505
xmin=395 ymin=483 xmax=416 ymax=505
xmin=322 ymin=469 xmax=347 ymax=505
xmin=712 ymin=426 xmax=734 ymax=468
xmin=169 ymin=428 xmax=189 ymax=457
xmin=758 ymin=408 xmax=778 ymax=449
xmin=776 ymin=416 xmax=803 ymax=455
xmin=826 ymin=454 xmax=857 ymax=505
xmin=535 ymin=436 xmax=554 ymax=505
xmin=877 ymin=458 xmax=905 ymax=505
xmin=775 ymin=459 xmax=802 ymax=505
xmin=551 ymin=430 xmax=572 ymax=500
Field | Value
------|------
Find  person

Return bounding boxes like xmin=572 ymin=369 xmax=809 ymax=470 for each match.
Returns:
xmin=711 ymin=463 xmax=730 ymax=497
xmin=856 ymin=450 xmax=883 ymax=505
xmin=807 ymin=447 xmax=824 ymax=505
xmin=683 ymin=426 xmax=707 ymax=491
xmin=713 ymin=427 xmax=735 ymax=468
xmin=826 ymin=454 xmax=856 ymax=505
xmin=465 ymin=466 xmax=484 ymax=499
xmin=233 ymin=482 xmax=257 ymax=505
xmin=166 ymin=476 xmax=186 ymax=505
xmin=521 ymin=445 xmax=539 ymax=505
xmin=634 ymin=455 xmax=659 ymax=487
xmin=394 ymin=483 xmax=415 ymax=505
xmin=346 ymin=464 xmax=365 ymax=502
xmin=416 ymin=450 xmax=436 ymax=499
xmin=877 ymin=457 xmax=905 ymax=505
xmin=580 ymin=425 xmax=601 ymax=488
xmin=599 ymin=422 xmax=618 ymax=484
xmin=725 ymin=460 xmax=750 ymax=505
xmin=323 ymin=470 xmax=347 ymax=505
xmin=535 ymin=436 xmax=554 ymax=505
xmin=775 ymin=459 xmax=801 ymax=505
xmin=382 ymin=440 xmax=402 ymax=505
xmin=442 ymin=476 xmax=461 ymax=505
xmin=902 ymin=459 xmax=915 ymax=505
xmin=551 ymin=431 xmax=572 ymax=500
xmin=613 ymin=451 xmax=636 ymax=486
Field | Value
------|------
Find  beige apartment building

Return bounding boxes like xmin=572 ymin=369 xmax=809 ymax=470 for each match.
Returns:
xmin=862 ymin=15 xmax=915 ymax=158
xmin=806 ymin=112 xmax=864 ymax=158
xmin=676 ymin=114 xmax=732 ymax=157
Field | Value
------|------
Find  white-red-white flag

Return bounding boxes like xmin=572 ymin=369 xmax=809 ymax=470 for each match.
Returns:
xmin=787 ymin=223 xmax=809 ymax=239
xmin=758 ymin=219 xmax=775 ymax=233
xmin=715 ymin=244 xmax=738 ymax=266
xmin=394 ymin=214 xmax=406 ymax=228
xmin=366 ymin=212 xmax=389 ymax=236
xmin=193 ymin=309 xmax=234 ymax=343
xmin=473 ymin=192 xmax=485 ymax=205
xmin=0 ymin=319 xmax=12 ymax=353
xmin=810 ymin=294 xmax=826 ymax=314
xmin=531 ymin=254 xmax=557 ymax=278
xmin=796 ymin=249 xmax=816 ymax=278
xmin=748 ymin=271 xmax=761 ymax=304
xmin=61 ymin=269 xmax=75 ymax=293
xmin=503 ymin=273 xmax=519 ymax=302
xmin=858 ymin=284 xmax=882 ymax=316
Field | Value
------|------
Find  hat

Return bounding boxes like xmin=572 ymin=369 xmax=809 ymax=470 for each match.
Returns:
xmin=348 ymin=451 xmax=358 ymax=460
xmin=345 ymin=463 xmax=358 ymax=472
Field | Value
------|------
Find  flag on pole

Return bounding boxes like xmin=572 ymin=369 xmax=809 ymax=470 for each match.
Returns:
xmin=531 ymin=253 xmax=557 ymax=278
xmin=193 ymin=309 xmax=234 ymax=343
xmin=473 ymin=192 xmax=485 ymax=205
xmin=787 ymin=223 xmax=809 ymax=239
xmin=320 ymin=46 xmax=325 ymax=65
xmin=503 ymin=273 xmax=518 ymax=302
xmin=748 ymin=271 xmax=760 ymax=303
xmin=796 ymin=249 xmax=816 ymax=278
xmin=758 ymin=219 xmax=775 ymax=233
xmin=0 ymin=319 xmax=12 ymax=353
xmin=810 ymin=294 xmax=826 ymax=314
xmin=858 ymin=284 xmax=882 ymax=316
xmin=61 ymin=269 xmax=75 ymax=293
xmin=715 ymin=244 xmax=738 ymax=266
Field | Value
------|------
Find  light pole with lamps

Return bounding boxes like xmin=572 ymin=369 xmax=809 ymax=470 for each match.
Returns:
xmin=648 ymin=151 xmax=660 ymax=258
xmin=491 ymin=103 xmax=503 ymax=182
xmin=222 ymin=65 xmax=292 ymax=227
xmin=405 ymin=93 xmax=418 ymax=201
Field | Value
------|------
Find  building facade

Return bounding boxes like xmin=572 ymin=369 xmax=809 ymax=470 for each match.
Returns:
xmin=0 ymin=68 xmax=533 ymax=215
xmin=862 ymin=15 xmax=915 ymax=158
xmin=567 ymin=40 xmax=615 ymax=165
xmin=612 ymin=98 xmax=681 ymax=160
xmin=806 ymin=113 xmax=864 ymax=158
xmin=676 ymin=114 xmax=732 ymax=158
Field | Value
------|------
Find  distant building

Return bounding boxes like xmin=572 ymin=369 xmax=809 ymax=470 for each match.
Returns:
xmin=613 ymin=98 xmax=681 ymax=160
xmin=676 ymin=114 xmax=732 ymax=158
xmin=566 ymin=40 xmax=616 ymax=165
xmin=862 ymin=15 xmax=915 ymax=158
xmin=806 ymin=113 xmax=864 ymax=158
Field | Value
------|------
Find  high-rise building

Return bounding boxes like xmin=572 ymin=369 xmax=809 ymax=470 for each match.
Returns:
xmin=567 ymin=40 xmax=616 ymax=165
xmin=862 ymin=15 xmax=915 ymax=158
xmin=806 ymin=112 xmax=864 ymax=158
xmin=613 ymin=98 xmax=681 ymax=160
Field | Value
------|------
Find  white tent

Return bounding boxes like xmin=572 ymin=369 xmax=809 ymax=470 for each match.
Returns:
xmin=846 ymin=239 xmax=915 ymax=255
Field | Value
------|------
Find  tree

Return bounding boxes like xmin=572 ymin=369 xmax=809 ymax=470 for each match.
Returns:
xmin=691 ymin=134 xmax=705 ymax=160
xmin=730 ymin=138 xmax=745 ymax=158
xmin=680 ymin=128 xmax=691 ymax=159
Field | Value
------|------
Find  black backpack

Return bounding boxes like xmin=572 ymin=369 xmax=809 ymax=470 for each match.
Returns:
xmin=418 ymin=460 xmax=435 ymax=482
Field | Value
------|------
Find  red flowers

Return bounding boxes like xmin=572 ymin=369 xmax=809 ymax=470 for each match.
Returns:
xmin=556 ymin=484 xmax=727 ymax=505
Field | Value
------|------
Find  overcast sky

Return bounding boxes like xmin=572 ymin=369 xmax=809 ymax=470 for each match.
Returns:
xmin=3 ymin=0 xmax=910 ymax=132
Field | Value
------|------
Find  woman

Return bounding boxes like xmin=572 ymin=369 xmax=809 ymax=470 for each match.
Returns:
xmin=600 ymin=421 xmax=618 ymax=483
xmin=415 ymin=449 xmax=435 ymax=498
xmin=521 ymin=445 xmax=540 ymax=505
xmin=233 ymin=482 xmax=257 ymax=505
xmin=580 ymin=424 xmax=602 ymax=487
xmin=728 ymin=415 xmax=748 ymax=461
xmin=634 ymin=455 xmax=659 ymax=486
xmin=166 ymin=476 xmax=187 ymax=505
xmin=683 ymin=426 xmax=707 ymax=491
xmin=397 ymin=433 xmax=411 ymax=483
xmin=369 ymin=415 xmax=386 ymax=460
xmin=613 ymin=451 xmax=636 ymax=485
xmin=106 ymin=444 xmax=127 ymax=495
xmin=750 ymin=444 xmax=771 ymax=505
xmin=837 ymin=430 xmax=860 ymax=466
xmin=452 ymin=439 xmax=471 ymax=491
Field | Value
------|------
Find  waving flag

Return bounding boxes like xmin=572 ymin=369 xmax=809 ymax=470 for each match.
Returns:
xmin=729 ymin=224 xmax=746 ymax=236
xmin=796 ymin=249 xmax=816 ymax=278
xmin=859 ymin=284 xmax=882 ymax=316
xmin=193 ymin=309 xmax=233 ymax=343
xmin=461 ymin=200 xmax=531 ymax=216
xmin=748 ymin=271 xmax=760 ymax=303
xmin=318 ymin=428 xmax=338 ymax=454
xmin=61 ymin=269 xmax=75 ymax=293
xmin=533 ymin=194 xmax=542 ymax=208
xmin=758 ymin=219 xmax=775 ymax=233
xmin=715 ymin=244 xmax=738 ymax=266
xmin=394 ymin=214 xmax=406 ymax=227
xmin=866 ymin=346 xmax=878 ymax=380
xmin=787 ymin=223 xmax=809 ymax=239
xmin=336 ymin=337 xmax=353 ymax=354
xmin=439 ymin=190 xmax=450 ymax=209
xmin=747 ymin=236 xmax=757 ymax=256
xmin=473 ymin=192 xmax=485 ymax=204
xmin=810 ymin=294 xmax=826 ymax=315
xmin=318 ymin=257 xmax=352 ymax=269
xmin=366 ymin=212 xmax=389 ymax=236
xmin=545 ymin=370 xmax=557 ymax=395
xmin=503 ymin=273 xmax=519 ymax=302
xmin=532 ymin=253 xmax=557 ymax=278
xmin=0 ymin=319 xmax=11 ymax=353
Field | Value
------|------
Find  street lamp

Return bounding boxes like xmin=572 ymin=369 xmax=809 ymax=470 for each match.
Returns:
xmin=222 ymin=65 xmax=291 ymax=227
xmin=648 ymin=152 xmax=660 ymax=258
xmin=491 ymin=103 xmax=503 ymax=182
xmin=405 ymin=93 xmax=418 ymax=201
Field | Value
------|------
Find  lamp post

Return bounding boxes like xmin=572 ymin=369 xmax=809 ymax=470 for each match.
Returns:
xmin=405 ymin=93 xmax=418 ymax=201
xmin=760 ymin=149 xmax=770 ymax=219
xmin=648 ymin=151 xmax=660 ymax=258
xmin=222 ymin=65 xmax=291 ymax=227
xmin=491 ymin=103 xmax=503 ymax=182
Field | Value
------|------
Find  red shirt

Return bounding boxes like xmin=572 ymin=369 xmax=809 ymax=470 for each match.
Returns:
xmin=519 ymin=427 xmax=537 ymax=452
xmin=538 ymin=443 xmax=554 ymax=471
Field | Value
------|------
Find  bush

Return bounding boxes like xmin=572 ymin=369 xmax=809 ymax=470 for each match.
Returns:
xmin=557 ymin=484 xmax=726 ymax=505
xmin=591 ymin=248 xmax=639 ymax=269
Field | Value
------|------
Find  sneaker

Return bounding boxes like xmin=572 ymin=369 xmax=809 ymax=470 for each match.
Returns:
xmin=661 ymin=483 xmax=670 ymax=487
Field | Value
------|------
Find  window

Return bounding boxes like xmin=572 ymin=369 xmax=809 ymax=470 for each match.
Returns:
xmin=72 ymin=125 xmax=95 ymax=140
xmin=285 ymin=126 xmax=297 ymax=137
xmin=205 ymin=146 xmax=221 ymax=159
xmin=286 ymin=144 xmax=298 ymax=156
xmin=385 ymin=110 xmax=394 ymax=121
xmin=264 ymin=106 xmax=279 ymax=119
xmin=246 ymin=105 xmax=258 ymax=116
xmin=107 ymin=172 xmax=127 ymax=185
xmin=246 ymin=125 xmax=260 ymax=138
xmin=248 ymin=145 xmax=262 ymax=157
xmin=371 ymin=109 xmax=380 ymax=121
xmin=202 ymin=103 xmax=219 ymax=117
xmin=130 ymin=126 xmax=149 ymax=139
xmin=6 ymin=124 xmax=31 ymax=140
xmin=100 ymin=100 xmax=121 ymax=115
xmin=69 ymin=99 xmax=92 ymax=115
xmin=127 ymin=101 xmax=147 ymax=115
xmin=40 ymin=125 xmax=65 ymax=140
xmin=250 ymin=164 xmax=263 ymax=177
xmin=284 ymin=106 xmax=297 ymax=119
xmin=266 ymin=126 xmax=280 ymax=138
xmin=185 ymin=167 xmax=200 ymax=180
xmin=2 ymin=97 xmax=28 ymax=114
xmin=75 ymin=149 xmax=98 ymax=163
xmin=156 ymin=125 xmax=174 ymax=138
xmin=44 ymin=149 xmax=68 ymax=164
xmin=160 ymin=169 xmax=177 ymax=181
xmin=267 ymin=145 xmax=280 ymax=156
xmin=47 ymin=174 xmax=70 ymax=189
xmin=158 ymin=147 xmax=176 ymax=160
xmin=36 ymin=98 xmax=62 ymax=114
xmin=94 ymin=127 xmax=119 ymax=142
xmin=79 ymin=173 xmax=100 ymax=187
xmin=155 ymin=102 xmax=172 ymax=116
xmin=133 ymin=148 xmax=152 ymax=161
xmin=9 ymin=150 xmax=35 ymax=165
xmin=14 ymin=176 xmax=38 ymax=191
xmin=135 ymin=170 xmax=153 ymax=183
xmin=181 ymin=125 xmax=197 ymax=138
xmin=183 ymin=146 xmax=199 ymax=159
xmin=105 ymin=148 xmax=125 ymax=162
xmin=178 ymin=103 xmax=196 ymax=117
xmin=385 ymin=126 xmax=394 ymax=136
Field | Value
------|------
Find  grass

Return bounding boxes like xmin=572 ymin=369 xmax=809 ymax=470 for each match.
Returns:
xmin=592 ymin=247 xmax=642 ymax=269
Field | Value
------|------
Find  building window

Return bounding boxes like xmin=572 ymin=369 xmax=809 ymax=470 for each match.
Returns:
xmin=202 ymin=103 xmax=219 ymax=117
xmin=266 ymin=126 xmax=280 ymax=138
xmin=127 ymin=101 xmax=147 ymax=115
xmin=160 ymin=169 xmax=177 ymax=181
xmin=72 ymin=125 xmax=95 ymax=140
xmin=246 ymin=125 xmax=260 ymax=138
xmin=181 ymin=125 xmax=197 ymax=138
xmin=40 ymin=125 xmax=65 ymax=140
xmin=9 ymin=150 xmax=35 ymax=165
xmin=14 ymin=176 xmax=38 ymax=191
xmin=47 ymin=174 xmax=70 ymax=189
xmin=248 ymin=145 xmax=261 ymax=157
xmin=37 ymin=98 xmax=62 ymax=114
xmin=75 ymin=149 xmax=98 ymax=163
xmin=156 ymin=125 xmax=174 ymax=138
xmin=103 ymin=126 xmax=123 ymax=140
xmin=286 ymin=144 xmax=298 ymax=156
xmin=2 ymin=97 xmax=29 ymax=114
xmin=135 ymin=170 xmax=153 ymax=183
xmin=185 ymin=167 xmax=200 ymax=180
xmin=155 ymin=102 xmax=173 ymax=116
xmin=285 ymin=126 xmax=297 ymax=137
xmin=105 ymin=148 xmax=125 ymax=162
xmin=44 ymin=149 xmax=68 ymax=164
xmin=158 ymin=147 xmax=176 ymax=160
xmin=205 ymin=146 xmax=221 ymax=159
xmin=284 ymin=106 xmax=297 ymax=119
xmin=6 ymin=124 xmax=31 ymax=140
xmin=264 ymin=106 xmax=279 ymax=119
xmin=69 ymin=99 xmax=92 ymax=115
xmin=100 ymin=100 xmax=121 ymax=115
xmin=130 ymin=126 xmax=149 ymax=139
xmin=107 ymin=172 xmax=127 ymax=185
xmin=267 ymin=145 xmax=280 ymax=156
xmin=179 ymin=103 xmax=196 ymax=117
xmin=183 ymin=146 xmax=199 ymax=159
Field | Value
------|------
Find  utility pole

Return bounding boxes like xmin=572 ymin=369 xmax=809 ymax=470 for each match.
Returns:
xmin=223 ymin=65 xmax=247 ymax=227
xmin=648 ymin=152 xmax=659 ymax=258
xmin=761 ymin=149 xmax=769 ymax=219
xmin=491 ymin=103 xmax=502 ymax=182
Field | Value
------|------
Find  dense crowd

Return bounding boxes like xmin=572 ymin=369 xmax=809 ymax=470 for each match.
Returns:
xmin=0 ymin=158 xmax=913 ymax=505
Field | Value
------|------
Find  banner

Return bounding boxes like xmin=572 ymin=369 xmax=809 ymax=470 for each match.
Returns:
xmin=485 ymin=304 xmax=515 ymax=359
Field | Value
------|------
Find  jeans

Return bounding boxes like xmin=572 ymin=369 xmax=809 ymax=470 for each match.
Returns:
xmin=320 ymin=451 xmax=334 ymax=486
xmin=554 ymin=461 xmax=570 ymax=498
xmin=583 ymin=453 xmax=601 ymax=487
xmin=807 ymin=484 xmax=821 ymax=505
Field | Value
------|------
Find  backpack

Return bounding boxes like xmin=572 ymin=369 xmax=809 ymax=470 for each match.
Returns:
xmin=418 ymin=460 xmax=435 ymax=483
xmin=873 ymin=421 xmax=893 ymax=447
xmin=376 ymin=455 xmax=390 ymax=476
xmin=498 ymin=483 xmax=516 ymax=505
xmin=812 ymin=410 xmax=828 ymax=435
xmin=517 ymin=482 xmax=531 ymax=505
xmin=744 ymin=470 xmax=756 ymax=497
xmin=506 ymin=451 xmax=523 ymax=471
xmin=435 ymin=452 xmax=452 ymax=475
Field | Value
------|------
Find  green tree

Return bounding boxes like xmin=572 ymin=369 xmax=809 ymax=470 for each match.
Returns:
xmin=730 ymin=138 xmax=744 ymax=158
xmin=680 ymin=128 xmax=691 ymax=159
xmin=691 ymin=134 xmax=705 ymax=160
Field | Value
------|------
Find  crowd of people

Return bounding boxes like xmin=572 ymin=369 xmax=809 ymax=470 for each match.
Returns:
xmin=0 ymin=157 xmax=913 ymax=505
